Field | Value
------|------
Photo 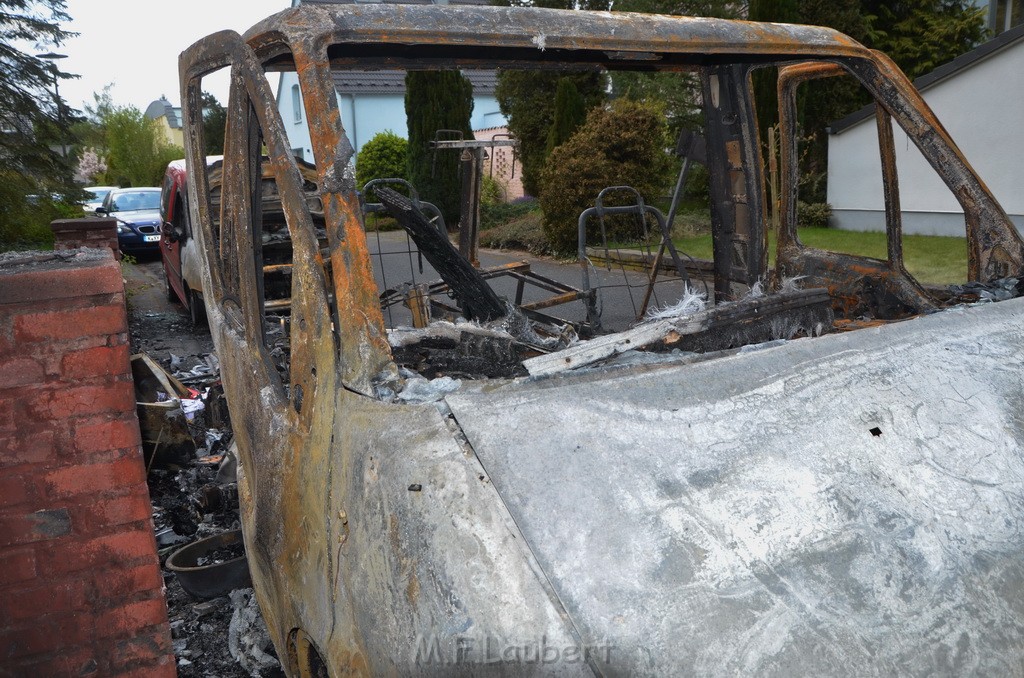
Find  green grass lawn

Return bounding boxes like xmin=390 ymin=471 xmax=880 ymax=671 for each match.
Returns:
xmin=479 ymin=205 xmax=968 ymax=286
xmin=666 ymin=228 xmax=967 ymax=286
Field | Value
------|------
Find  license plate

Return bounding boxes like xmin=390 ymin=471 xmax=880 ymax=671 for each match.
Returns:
xmin=144 ymin=235 xmax=161 ymax=242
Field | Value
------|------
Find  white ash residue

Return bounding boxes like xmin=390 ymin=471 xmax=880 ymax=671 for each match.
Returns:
xmin=228 ymin=588 xmax=281 ymax=677
xmin=397 ymin=374 xmax=463 ymax=404
xmin=645 ymin=286 xmax=708 ymax=320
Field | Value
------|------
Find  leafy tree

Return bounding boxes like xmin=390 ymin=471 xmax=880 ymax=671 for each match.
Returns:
xmin=405 ymin=70 xmax=474 ymax=227
xmin=492 ymin=0 xmax=611 ymax=198
xmin=202 ymin=91 xmax=227 ymax=155
xmin=104 ymin=106 xmax=182 ymax=187
xmin=355 ymin=130 xmax=408 ymax=201
xmin=863 ymin=0 xmax=988 ymax=79
xmin=748 ymin=0 xmax=984 ymax=201
xmin=103 ymin=106 xmax=158 ymax=186
xmin=748 ymin=0 xmax=870 ymax=201
xmin=539 ymin=99 xmax=673 ymax=254
xmin=0 ymin=0 xmax=79 ymax=249
xmin=611 ymin=0 xmax=739 ymax=140
xmin=748 ymin=0 xmax=800 ymax=143
xmin=495 ymin=70 xmax=606 ymax=198
xmin=71 ymin=85 xmax=114 ymax=154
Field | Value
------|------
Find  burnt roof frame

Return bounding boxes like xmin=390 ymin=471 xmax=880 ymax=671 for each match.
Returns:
xmin=241 ymin=5 xmax=871 ymax=69
xmin=180 ymin=6 xmax=1024 ymax=397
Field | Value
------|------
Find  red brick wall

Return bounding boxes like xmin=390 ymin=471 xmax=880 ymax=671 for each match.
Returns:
xmin=0 ymin=249 xmax=174 ymax=677
xmin=50 ymin=218 xmax=120 ymax=260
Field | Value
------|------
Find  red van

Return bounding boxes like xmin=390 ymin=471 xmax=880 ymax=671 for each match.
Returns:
xmin=159 ymin=155 xmax=328 ymax=326
xmin=158 ymin=157 xmax=216 ymax=325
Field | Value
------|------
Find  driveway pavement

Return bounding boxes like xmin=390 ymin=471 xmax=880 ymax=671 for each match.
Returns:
xmin=127 ymin=230 xmax=697 ymax=339
xmin=365 ymin=229 xmax=693 ymax=332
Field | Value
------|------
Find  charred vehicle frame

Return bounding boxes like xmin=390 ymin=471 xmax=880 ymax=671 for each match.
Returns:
xmin=179 ymin=5 xmax=1024 ymax=675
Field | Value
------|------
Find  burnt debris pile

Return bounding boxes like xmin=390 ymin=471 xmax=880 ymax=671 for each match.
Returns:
xmin=136 ymin=349 xmax=283 ymax=678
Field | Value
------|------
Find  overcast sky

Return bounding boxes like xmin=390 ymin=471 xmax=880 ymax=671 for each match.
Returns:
xmin=51 ymin=0 xmax=287 ymax=113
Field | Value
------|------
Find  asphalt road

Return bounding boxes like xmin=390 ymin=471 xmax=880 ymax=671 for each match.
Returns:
xmin=365 ymin=229 xmax=693 ymax=333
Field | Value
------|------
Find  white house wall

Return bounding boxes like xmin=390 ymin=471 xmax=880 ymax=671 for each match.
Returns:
xmin=280 ymin=72 xmax=314 ymax=160
xmin=828 ymin=39 xmax=1024 ymax=235
xmin=338 ymin=93 xmax=408 ymax=153
xmin=276 ymin=72 xmax=507 ymax=162
xmin=472 ymin=95 xmax=506 ymax=131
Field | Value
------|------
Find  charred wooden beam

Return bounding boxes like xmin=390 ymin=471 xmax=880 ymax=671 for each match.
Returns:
xmin=377 ymin=186 xmax=506 ymax=322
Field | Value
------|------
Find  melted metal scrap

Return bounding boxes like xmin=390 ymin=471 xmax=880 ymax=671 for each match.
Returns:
xmin=524 ymin=287 xmax=833 ymax=377
xmin=949 ymin=276 xmax=1024 ymax=303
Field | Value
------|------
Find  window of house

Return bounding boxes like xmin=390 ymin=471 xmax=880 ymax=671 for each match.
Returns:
xmin=292 ymin=84 xmax=302 ymax=123
xmin=993 ymin=0 xmax=1024 ymax=33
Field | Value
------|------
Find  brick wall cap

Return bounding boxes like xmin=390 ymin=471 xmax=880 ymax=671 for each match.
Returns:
xmin=0 ymin=247 xmax=113 ymax=273
xmin=0 ymin=248 xmax=121 ymax=305
xmin=50 ymin=218 xmax=117 ymax=233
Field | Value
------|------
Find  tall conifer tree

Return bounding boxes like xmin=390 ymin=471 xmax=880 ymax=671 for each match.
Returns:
xmin=405 ymin=70 xmax=474 ymax=227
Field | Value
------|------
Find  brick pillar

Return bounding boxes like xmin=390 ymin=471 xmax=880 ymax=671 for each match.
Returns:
xmin=0 ymin=249 xmax=175 ymax=677
xmin=50 ymin=218 xmax=120 ymax=260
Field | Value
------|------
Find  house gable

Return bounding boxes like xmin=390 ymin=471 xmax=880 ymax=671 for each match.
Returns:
xmin=144 ymin=97 xmax=184 ymax=149
xmin=826 ymin=26 xmax=1024 ymax=236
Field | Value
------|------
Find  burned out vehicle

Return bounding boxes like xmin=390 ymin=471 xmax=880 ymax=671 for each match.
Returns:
xmin=179 ymin=5 xmax=1024 ymax=676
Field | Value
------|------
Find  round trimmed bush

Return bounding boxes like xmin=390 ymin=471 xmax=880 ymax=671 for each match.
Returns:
xmin=356 ymin=131 xmax=409 ymax=200
xmin=539 ymin=99 xmax=673 ymax=255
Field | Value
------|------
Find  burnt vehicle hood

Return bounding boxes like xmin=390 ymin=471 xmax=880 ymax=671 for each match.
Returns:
xmin=443 ymin=296 xmax=1024 ymax=674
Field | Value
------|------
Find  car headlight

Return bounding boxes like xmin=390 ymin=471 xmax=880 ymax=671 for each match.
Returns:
xmin=117 ymin=224 xmax=129 ymax=234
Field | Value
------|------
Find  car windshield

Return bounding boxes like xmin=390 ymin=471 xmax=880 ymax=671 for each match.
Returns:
xmin=109 ymin=190 xmax=160 ymax=212
xmin=87 ymin=188 xmax=111 ymax=202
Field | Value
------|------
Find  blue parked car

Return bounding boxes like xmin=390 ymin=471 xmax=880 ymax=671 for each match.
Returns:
xmin=96 ymin=187 xmax=163 ymax=255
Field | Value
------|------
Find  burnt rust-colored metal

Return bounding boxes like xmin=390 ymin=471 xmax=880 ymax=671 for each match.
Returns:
xmin=775 ymin=59 xmax=1024 ymax=318
xmin=775 ymin=62 xmax=938 ymax=318
xmin=179 ymin=6 xmax=1024 ymax=676
xmin=702 ymin=64 xmax=769 ymax=302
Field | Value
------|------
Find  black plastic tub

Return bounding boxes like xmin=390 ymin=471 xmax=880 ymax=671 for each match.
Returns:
xmin=165 ymin=529 xmax=252 ymax=599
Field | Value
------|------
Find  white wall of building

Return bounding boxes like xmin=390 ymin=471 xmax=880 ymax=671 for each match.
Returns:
xmin=275 ymin=72 xmax=507 ymax=162
xmin=278 ymin=73 xmax=313 ymax=160
xmin=337 ymin=93 xmax=408 ymax=154
xmin=827 ymin=38 xmax=1024 ymax=235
